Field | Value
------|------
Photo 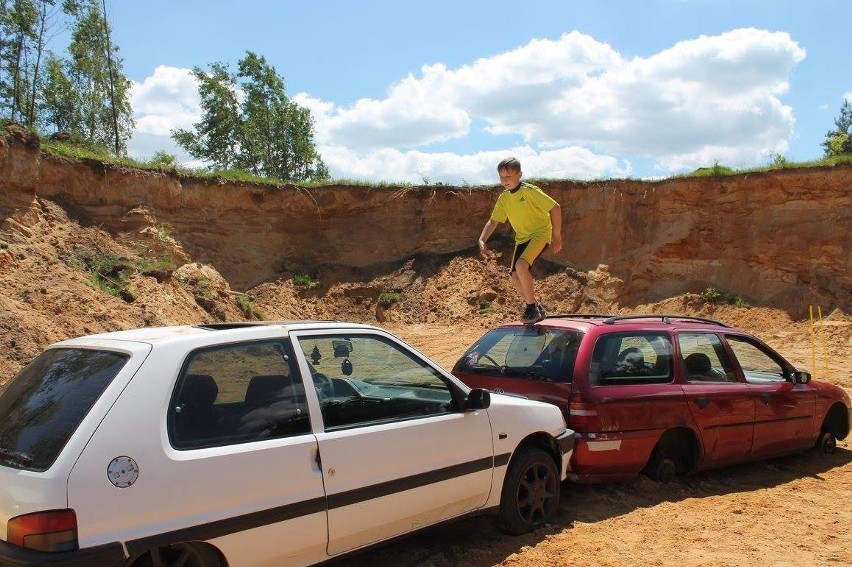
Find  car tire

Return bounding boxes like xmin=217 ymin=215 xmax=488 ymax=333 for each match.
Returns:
xmin=129 ymin=542 xmax=222 ymax=567
xmin=496 ymin=447 xmax=560 ymax=535
xmin=818 ymin=431 xmax=837 ymax=455
xmin=646 ymin=455 xmax=677 ymax=483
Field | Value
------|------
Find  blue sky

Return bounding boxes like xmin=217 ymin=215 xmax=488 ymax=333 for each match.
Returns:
xmin=103 ymin=0 xmax=850 ymax=184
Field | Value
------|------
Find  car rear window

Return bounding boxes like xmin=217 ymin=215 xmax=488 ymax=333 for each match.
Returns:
xmin=0 ymin=348 xmax=129 ymax=472
xmin=454 ymin=327 xmax=581 ymax=383
xmin=590 ymin=332 xmax=673 ymax=385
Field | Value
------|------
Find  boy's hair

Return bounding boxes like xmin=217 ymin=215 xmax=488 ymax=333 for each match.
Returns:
xmin=497 ymin=157 xmax=521 ymax=172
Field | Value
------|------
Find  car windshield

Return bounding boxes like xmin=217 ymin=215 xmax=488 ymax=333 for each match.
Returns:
xmin=0 ymin=348 xmax=129 ymax=471
xmin=454 ymin=327 xmax=581 ymax=383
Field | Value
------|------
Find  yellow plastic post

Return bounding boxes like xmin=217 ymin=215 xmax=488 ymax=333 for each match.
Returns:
xmin=817 ymin=306 xmax=828 ymax=381
xmin=809 ymin=305 xmax=816 ymax=377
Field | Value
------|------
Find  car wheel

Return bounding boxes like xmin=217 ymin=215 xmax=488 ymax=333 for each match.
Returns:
xmin=129 ymin=542 xmax=222 ymax=567
xmin=646 ymin=455 xmax=677 ymax=483
xmin=818 ymin=431 xmax=837 ymax=455
xmin=496 ymin=447 xmax=560 ymax=535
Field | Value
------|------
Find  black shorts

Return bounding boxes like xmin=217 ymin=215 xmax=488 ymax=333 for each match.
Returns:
xmin=511 ymin=238 xmax=549 ymax=273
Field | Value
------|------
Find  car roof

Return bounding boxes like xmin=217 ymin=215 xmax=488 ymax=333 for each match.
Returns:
xmin=502 ymin=313 xmax=734 ymax=333
xmin=53 ymin=320 xmax=382 ymax=348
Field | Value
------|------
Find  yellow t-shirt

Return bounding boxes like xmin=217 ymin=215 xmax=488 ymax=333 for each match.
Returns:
xmin=490 ymin=182 xmax=557 ymax=244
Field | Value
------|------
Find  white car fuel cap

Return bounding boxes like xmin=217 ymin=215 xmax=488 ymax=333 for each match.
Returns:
xmin=107 ymin=456 xmax=139 ymax=488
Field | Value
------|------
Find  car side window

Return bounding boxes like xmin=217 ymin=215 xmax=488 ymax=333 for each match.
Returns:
xmin=677 ymin=333 xmax=736 ymax=382
xmin=725 ymin=335 xmax=786 ymax=383
xmin=298 ymin=334 xmax=454 ymax=430
xmin=169 ymin=340 xmax=310 ymax=449
xmin=590 ymin=333 xmax=673 ymax=385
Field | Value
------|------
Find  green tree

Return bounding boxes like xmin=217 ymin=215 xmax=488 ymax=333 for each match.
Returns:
xmin=172 ymin=51 xmax=328 ymax=182
xmin=39 ymin=50 xmax=76 ymax=129
xmin=0 ymin=0 xmax=56 ymax=126
xmin=47 ymin=0 xmax=133 ymax=153
xmin=148 ymin=150 xmax=177 ymax=168
xmin=0 ymin=0 xmax=38 ymax=122
xmin=172 ymin=61 xmax=240 ymax=170
xmin=822 ymin=99 xmax=852 ymax=157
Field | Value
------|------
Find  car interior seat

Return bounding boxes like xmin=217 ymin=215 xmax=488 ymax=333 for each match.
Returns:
xmin=245 ymin=374 xmax=295 ymax=408
xmin=533 ymin=337 xmax=568 ymax=377
xmin=684 ymin=352 xmax=713 ymax=380
xmin=241 ymin=374 xmax=307 ymax=437
xmin=174 ymin=373 xmax=219 ymax=444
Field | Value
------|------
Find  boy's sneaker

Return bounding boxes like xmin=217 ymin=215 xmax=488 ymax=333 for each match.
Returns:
xmin=521 ymin=304 xmax=539 ymax=323
xmin=521 ymin=304 xmax=546 ymax=324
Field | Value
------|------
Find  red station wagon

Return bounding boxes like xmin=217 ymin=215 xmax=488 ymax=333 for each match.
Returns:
xmin=453 ymin=314 xmax=851 ymax=483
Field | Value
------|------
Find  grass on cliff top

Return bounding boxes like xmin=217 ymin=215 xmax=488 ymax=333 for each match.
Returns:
xmin=40 ymin=137 xmax=414 ymax=188
xmin=35 ymin=133 xmax=852 ymax=188
xmin=671 ymin=154 xmax=852 ymax=180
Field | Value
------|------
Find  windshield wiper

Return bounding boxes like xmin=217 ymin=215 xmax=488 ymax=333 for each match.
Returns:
xmin=460 ymin=364 xmax=506 ymax=375
xmin=0 ymin=447 xmax=33 ymax=466
xmin=501 ymin=368 xmax=552 ymax=381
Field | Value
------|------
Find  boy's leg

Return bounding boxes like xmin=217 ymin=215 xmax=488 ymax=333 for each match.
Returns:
xmin=511 ymin=239 xmax=549 ymax=321
xmin=511 ymin=259 xmax=536 ymax=304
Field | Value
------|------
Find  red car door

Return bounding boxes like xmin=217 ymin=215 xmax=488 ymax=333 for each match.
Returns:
xmin=678 ymin=332 xmax=755 ymax=465
xmin=726 ymin=335 xmax=816 ymax=456
xmin=681 ymin=382 xmax=755 ymax=464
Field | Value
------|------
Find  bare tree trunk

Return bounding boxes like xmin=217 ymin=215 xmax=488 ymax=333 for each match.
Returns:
xmin=0 ymin=8 xmax=6 ymax=117
xmin=100 ymin=0 xmax=119 ymax=154
xmin=10 ymin=29 xmax=25 ymax=122
xmin=26 ymin=1 xmax=49 ymax=126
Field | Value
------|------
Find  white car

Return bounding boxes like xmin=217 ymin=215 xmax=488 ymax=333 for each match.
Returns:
xmin=0 ymin=321 xmax=574 ymax=567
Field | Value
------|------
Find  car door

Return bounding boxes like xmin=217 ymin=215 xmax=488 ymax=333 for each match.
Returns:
xmin=725 ymin=334 xmax=816 ymax=456
xmin=677 ymin=332 xmax=755 ymax=465
xmin=292 ymin=330 xmax=494 ymax=557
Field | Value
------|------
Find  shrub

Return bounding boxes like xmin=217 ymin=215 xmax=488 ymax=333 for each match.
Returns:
xmin=768 ymin=152 xmax=789 ymax=168
xmin=138 ymin=250 xmax=173 ymax=273
xmin=237 ymin=294 xmax=264 ymax=319
xmin=378 ymin=291 xmax=400 ymax=307
xmin=192 ymin=276 xmax=215 ymax=300
xmin=147 ymin=151 xmax=178 ymax=169
xmin=293 ymin=273 xmax=316 ymax=287
xmin=699 ymin=287 xmax=723 ymax=302
xmin=690 ymin=161 xmax=735 ymax=177
xmin=76 ymin=251 xmax=135 ymax=301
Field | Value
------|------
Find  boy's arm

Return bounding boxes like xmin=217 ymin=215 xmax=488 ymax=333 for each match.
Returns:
xmin=478 ymin=219 xmax=500 ymax=259
xmin=549 ymin=203 xmax=563 ymax=254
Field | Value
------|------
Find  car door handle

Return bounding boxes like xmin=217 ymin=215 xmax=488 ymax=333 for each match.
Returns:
xmin=760 ymin=393 xmax=772 ymax=405
xmin=693 ymin=396 xmax=708 ymax=409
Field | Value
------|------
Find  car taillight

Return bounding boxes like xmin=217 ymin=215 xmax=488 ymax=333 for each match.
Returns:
xmin=7 ymin=509 xmax=78 ymax=552
xmin=568 ymin=393 xmax=600 ymax=430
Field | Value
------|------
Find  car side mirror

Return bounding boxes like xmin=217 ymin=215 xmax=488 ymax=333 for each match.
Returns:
xmin=464 ymin=388 xmax=491 ymax=411
xmin=792 ymin=371 xmax=811 ymax=384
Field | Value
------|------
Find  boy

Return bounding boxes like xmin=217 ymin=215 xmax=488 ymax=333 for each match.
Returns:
xmin=478 ymin=157 xmax=562 ymax=323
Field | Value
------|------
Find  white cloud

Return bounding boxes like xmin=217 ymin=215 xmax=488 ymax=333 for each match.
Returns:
xmin=318 ymin=144 xmax=630 ymax=185
xmin=127 ymin=65 xmax=201 ymax=163
xmin=130 ymin=66 xmax=200 ymax=135
xmin=126 ymin=28 xmax=806 ymax=181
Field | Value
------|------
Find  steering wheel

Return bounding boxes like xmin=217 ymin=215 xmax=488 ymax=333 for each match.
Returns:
xmin=312 ymin=372 xmax=334 ymax=398
xmin=479 ymin=354 xmax=500 ymax=366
